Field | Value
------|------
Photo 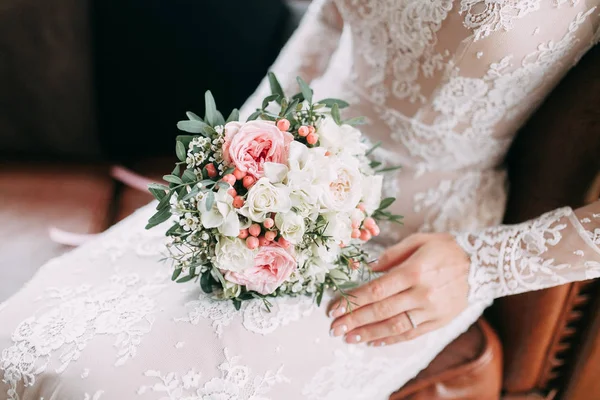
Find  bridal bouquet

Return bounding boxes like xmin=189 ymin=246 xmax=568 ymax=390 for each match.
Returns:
xmin=146 ymin=73 xmax=402 ymax=309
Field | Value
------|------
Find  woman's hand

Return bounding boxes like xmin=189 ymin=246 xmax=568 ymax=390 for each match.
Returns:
xmin=328 ymin=233 xmax=470 ymax=346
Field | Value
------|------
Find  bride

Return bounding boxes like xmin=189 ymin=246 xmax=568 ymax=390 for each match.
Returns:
xmin=1 ymin=1 xmax=600 ymax=399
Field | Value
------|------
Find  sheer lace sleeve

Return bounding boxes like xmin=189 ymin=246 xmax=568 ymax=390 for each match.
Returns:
xmin=455 ymin=200 xmax=600 ymax=304
xmin=239 ymin=0 xmax=343 ymax=118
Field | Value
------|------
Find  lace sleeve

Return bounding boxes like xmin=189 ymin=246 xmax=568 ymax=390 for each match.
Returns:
xmin=239 ymin=0 xmax=343 ymax=118
xmin=455 ymin=200 xmax=600 ymax=304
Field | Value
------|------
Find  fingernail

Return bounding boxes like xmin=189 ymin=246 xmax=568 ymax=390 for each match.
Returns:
xmin=329 ymin=306 xmax=346 ymax=318
xmin=345 ymin=334 xmax=362 ymax=344
xmin=329 ymin=325 xmax=348 ymax=337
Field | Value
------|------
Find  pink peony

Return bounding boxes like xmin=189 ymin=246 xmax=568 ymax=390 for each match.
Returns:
xmin=225 ymin=245 xmax=296 ymax=295
xmin=223 ymin=121 xmax=294 ymax=179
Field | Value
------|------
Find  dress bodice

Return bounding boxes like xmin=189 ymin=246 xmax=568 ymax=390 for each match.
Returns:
xmin=254 ymin=0 xmax=600 ymax=242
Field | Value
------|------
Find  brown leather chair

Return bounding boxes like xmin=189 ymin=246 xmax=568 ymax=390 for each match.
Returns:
xmin=0 ymin=3 xmax=599 ymax=398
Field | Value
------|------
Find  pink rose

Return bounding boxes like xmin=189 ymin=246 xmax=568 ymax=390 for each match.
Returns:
xmin=225 ymin=245 xmax=296 ymax=295
xmin=223 ymin=121 xmax=294 ymax=179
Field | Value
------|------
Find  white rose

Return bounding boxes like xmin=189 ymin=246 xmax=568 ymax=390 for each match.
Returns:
xmin=199 ymin=188 xmax=240 ymax=237
xmin=213 ymin=237 xmax=257 ymax=273
xmin=320 ymin=155 xmax=363 ymax=212
xmin=323 ymin=212 xmax=353 ymax=245
xmin=240 ymin=178 xmax=292 ymax=222
xmin=361 ymin=174 xmax=384 ymax=214
xmin=287 ymin=142 xmax=333 ymax=189
xmin=275 ymin=212 xmax=306 ymax=245
xmin=290 ymin=191 xmax=320 ymax=221
xmin=317 ymin=116 xmax=368 ymax=157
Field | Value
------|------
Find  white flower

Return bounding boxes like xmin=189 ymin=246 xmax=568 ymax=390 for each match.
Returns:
xmin=263 ymin=162 xmax=288 ymax=184
xmin=287 ymin=142 xmax=332 ymax=190
xmin=275 ymin=212 xmax=306 ymax=245
xmin=317 ymin=116 xmax=368 ymax=157
xmin=290 ymin=191 xmax=319 ymax=221
xmin=179 ymin=213 xmax=200 ymax=232
xmin=199 ymin=189 xmax=240 ymax=237
xmin=213 ymin=237 xmax=257 ymax=273
xmin=319 ymin=155 xmax=363 ymax=213
xmin=323 ymin=212 xmax=353 ymax=244
xmin=240 ymin=178 xmax=291 ymax=222
xmin=361 ymin=174 xmax=384 ymax=214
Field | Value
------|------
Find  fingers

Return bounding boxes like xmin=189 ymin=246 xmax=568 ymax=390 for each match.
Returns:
xmin=372 ymin=233 xmax=428 ymax=272
xmin=329 ymin=289 xmax=420 ymax=337
xmin=368 ymin=320 xmax=443 ymax=347
xmin=343 ymin=309 xmax=430 ymax=344
xmin=327 ymin=268 xmax=414 ymax=318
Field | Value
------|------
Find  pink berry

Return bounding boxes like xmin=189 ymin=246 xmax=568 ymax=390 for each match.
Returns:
xmin=363 ymin=217 xmax=376 ymax=230
xmin=351 ymin=220 xmax=360 ymax=229
xmin=228 ymin=188 xmax=237 ymax=198
xmin=306 ymin=133 xmax=319 ymax=145
xmin=298 ymin=126 xmax=310 ymax=137
xmin=277 ymin=119 xmax=291 ymax=131
xmin=243 ymin=176 xmax=255 ymax=189
xmin=351 ymin=229 xmax=361 ymax=239
xmin=249 ymin=224 xmax=261 ymax=237
xmin=325 ymin=151 xmax=331 ymax=156
xmin=222 ymin=174 xmax=236 ymax=186
xmin=258 ymin=236 xmax=270 ymax=247
xmin=265 ymin=231 xmax=277 ymax=241
xmin=238 ymin=229 xmax=249 ymax=239
xmin=368 ymin=224 xmax=381 ymax=237
xmin=205 ymin=164 xmax=217 ymax=178
xmin=246 ymin=236 xmax=259 ymax=250
xmin=360 ymin=229 xmax=372 ymax=242
xmin=278 ymin=237 xmax=290 ymax=248
xmin=357 ymin=203 xmax=366 ymax=212
xmin=308 ymin=125 xmax=316 ymax=135
xmin=233 ymin=168 xmax=246 ymax=180
xmin=263 ymin=218 xmax=274 ymax=229
xmin=339 ymin=242 xmax=346 ymax=248
xmin=233 ymin=196 xmax=245 ymax=209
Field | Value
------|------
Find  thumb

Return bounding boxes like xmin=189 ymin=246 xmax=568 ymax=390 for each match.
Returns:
xmin=372 ymin=234 xmax=428 ymax=272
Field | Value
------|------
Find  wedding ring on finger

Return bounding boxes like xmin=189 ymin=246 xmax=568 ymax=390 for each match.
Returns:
xmin=406 ymin=311 xmax=418 ymax=329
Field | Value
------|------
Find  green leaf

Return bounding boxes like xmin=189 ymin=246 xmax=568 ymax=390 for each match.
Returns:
xmin=247 ymin=110 xmax=261 ymax=121
xmin=215 ymin=110 xmax=226 ymax=126
xmin=317 ymin=98 xmax=349 ymax=109
xmin=176 ymin=141 xmax=187 ymax=162
xmin=177 ymin=120 xmax=208 ymax=134
xmin=171 ymin=268 xmax=183 ymax=281
xmin=200 ymin=271 xmax=214 ymax=294
xmin=186 ymin=111 xmax=203 ymax=121
xmin=205 ymin=191 xmax=215 ymax=211
xmin=204 ymin=91 xmax=218 ymax=126
xmin=227 ymin=109 xmax=240 ymax=123
xmin=176 ymin=135 xmax=195 ymax=149
xmin=163 ymin=175 xmax=183 ymax=184
xmin=296 ymin=76 xmax=313 ymax=104
xmin=145 ymin=208 xmax=172 ymax=229
xmin=262 ymin=94 xmax=280 ymax=110
xmin=177 ymin=273 xmax=196 ymax=283
xmin=172 ymin=164 xmax=181 ymax=176
xmin=282 ymin=98 xmax=299 ymax=117
xmin=343 ymin=116 xmax=366 ymax=126
xmin=369 ymin=161 xmax=382 ymax=169
xmin=148 ymin=182 xmax=169 ymax=191
xmin=165 ymin=223 xmax=181 ymax=236
xmin=233 ymin=299 xmax=242 ymax=311
xmin=316 ymin=288 xmax=324 ymax=307
xmin=331 ymin=103 xmax=342 ymax=125
xmin=149 ymin=187 xmax=167 ymax=200
xmin=376 ymin=165 xmax=402 ymax=173
xmin=268 ymin=72 xmax=285 ymax=100
xmin=181 ymin=187 xmax=200 ymax=201
xmin=156 ymin=193 xmax=171 ymax=210
xmin=182 ymin=169 xmax=196 ymax=183
xmin=377 ymin=197 xmax=395 ymax=211
xmin=222 ymin=167 xmax=235 ymax=176
xmin=291 ymin=92 xmax=305 ymax=103
xmin=365 ymin=141 xmax=382 ymax=156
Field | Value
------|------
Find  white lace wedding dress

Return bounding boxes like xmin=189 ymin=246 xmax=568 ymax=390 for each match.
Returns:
xmin=2 ymin=1 xmax=600 ymax=399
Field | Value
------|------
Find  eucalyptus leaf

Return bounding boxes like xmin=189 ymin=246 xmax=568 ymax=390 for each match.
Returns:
xmin=204 ymin=91 xmax=218 ymax=126
xmin=343 ymin=116 xmax=366 ymax=126
xmin=186 ymin=111 xmax=203 ymax=121
xmin=177 ymin=120 xmax=207 ymax=134
xmin=182 ymin=169 xmax=196 ymax=183
xmin=205 ymin=191 xmax=215 ymax=211
xmin=145 ymin=208 xmax=172 ymax=229
xmin=176 ymin=141 xmax=187 ymax=162
xmin=268 ymin=72 xmax=285 ymax=99
xmin=227 ymin=109 xmax=240 ymax=123
xmin=317 ymin=98 xmax=349 ymax=109
xmin=163 ymin=175 xmax=183 ymax=184
xmin=331 ymin=103 xmax=342 ymax=125
xmin=215 ymin=110 xmax=225 ymax=126
xmin=262 ymin=94 xmax=280 ymax=110
xmin=296 ymin=76 xmax=313 ymax=104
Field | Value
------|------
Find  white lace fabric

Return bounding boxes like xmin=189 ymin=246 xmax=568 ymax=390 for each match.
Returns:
xmin=2 ymin=1 xmax=600 ymax=399
xmin=456 ymin=201 xmax=600 ymax=303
